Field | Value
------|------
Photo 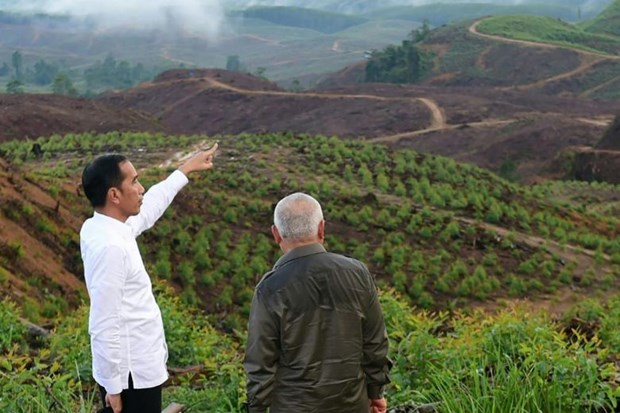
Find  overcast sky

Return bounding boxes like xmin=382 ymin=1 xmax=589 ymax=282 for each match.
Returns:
xmin=0 ymin=0 xmax=226 ymax=37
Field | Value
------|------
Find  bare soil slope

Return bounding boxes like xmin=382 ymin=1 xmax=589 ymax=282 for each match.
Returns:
xmin=0 ymin=94 xmax=162 ymax=143
xmin=100 ymin=69 xmax=620 ymax=182
xmin=2 ymin=68 xmax=620 ymax=182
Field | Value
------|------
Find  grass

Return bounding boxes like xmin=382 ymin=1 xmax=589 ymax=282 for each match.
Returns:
xmin=477 ymin=15 xmax=620 ymax=56
xmin=372 ymin=3 xmax=584 ymax=26
xmin=582 ymin=0 xmax=620 ymax=36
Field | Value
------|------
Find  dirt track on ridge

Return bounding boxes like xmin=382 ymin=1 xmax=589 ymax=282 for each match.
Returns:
xmin=468 ymin=19 xmax=619 ymax=91
xmin=151 ymin=75 xmax=447 ymax=132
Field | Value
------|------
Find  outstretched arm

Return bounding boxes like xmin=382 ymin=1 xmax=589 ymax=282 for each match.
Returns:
xmin=178 ymin=143 xmax=218 ymax=175
xmin=127 ymin=143 xmax=218 ymax=236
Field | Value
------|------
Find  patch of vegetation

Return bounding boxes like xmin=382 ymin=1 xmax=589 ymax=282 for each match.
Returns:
xmin=372 ymin=3 xmax=583 ymax=27
xmin=365 ymin=22 xmax=434 ymax=83
xmin=3 ymin=290 xmax=620 ymax=411
xmin=1 ymin=132 xmax=618 ymax=318
xmin=582 ymin=0 xmax=620 ymax=36
xmin=477 ymin=15 xmax=620 ymax=55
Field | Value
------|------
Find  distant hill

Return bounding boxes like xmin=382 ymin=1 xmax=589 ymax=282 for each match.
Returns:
xmin=2 ymin=68 xmax=620 ymax=184
xmin=0 ymin=2 xmax=617 ymax=89
xmin=476 ymin=15 xmax=620 ymax=55
xmin=0 ymin=93 xmax=161 ymax=143
xmin=583 ymin=0 xmax=620 ymax=36
xmin=372 ymin=3 xmax=582 ymax=27
xmin=356 ymin=11 xmax=620 ymax=100
xmin=240 ymin=6 xmax=368 ymax=34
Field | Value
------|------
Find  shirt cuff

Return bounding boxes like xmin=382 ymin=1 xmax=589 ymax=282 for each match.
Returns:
xmin=367 ymin=384 xmax=385 ymax=400
xmin=170 ymin=169 xmax=190 ymax=189
xmin=100 ymin=376 xmax=123 ymax=396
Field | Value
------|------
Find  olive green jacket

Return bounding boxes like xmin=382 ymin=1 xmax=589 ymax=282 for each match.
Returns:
xmin=244 ymin=243 xmax=391 ymax=413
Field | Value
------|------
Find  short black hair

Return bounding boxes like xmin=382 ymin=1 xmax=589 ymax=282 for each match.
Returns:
xmin=82 ymin=154 xmax=128 ymax=208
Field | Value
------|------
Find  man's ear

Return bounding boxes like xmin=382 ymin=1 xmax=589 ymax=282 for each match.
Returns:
xmin=271 ymin=225 xmax=283 ymax=244
xmin=107 ymin=187 xmax=121 ymax=205
xmin=318 ymin=220 xmax=325 ymax=243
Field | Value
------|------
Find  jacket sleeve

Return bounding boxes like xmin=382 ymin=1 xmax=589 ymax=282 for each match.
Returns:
xmin=244 ymin=288 xmax=280 ymax=413
xmin=126 ymin=169 xmax=188 ymax=237
xmin=362 ymin=274 xmax=391 ymax=399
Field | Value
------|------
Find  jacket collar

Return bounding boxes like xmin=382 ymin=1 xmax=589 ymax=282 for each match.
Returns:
xmin=273 ymin=243 xmax=326 ymax=270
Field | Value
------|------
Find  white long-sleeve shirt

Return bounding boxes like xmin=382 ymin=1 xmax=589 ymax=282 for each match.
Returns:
xmin=80 ymin=170 xmax=189 ymax=394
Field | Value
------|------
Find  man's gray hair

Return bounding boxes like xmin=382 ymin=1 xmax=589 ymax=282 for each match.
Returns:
xmin=274 ymin=192 xmax=323 ymax=240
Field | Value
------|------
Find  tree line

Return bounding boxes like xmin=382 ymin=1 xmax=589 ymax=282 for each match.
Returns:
xmin=2 ymin=50 xmax=161 ymax=96
xmin=365 ymin=21 xmax=432 ymax=84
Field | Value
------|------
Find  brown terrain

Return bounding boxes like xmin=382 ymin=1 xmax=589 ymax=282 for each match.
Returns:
xmin=2 ymin=17 xmax=620 ymax=183
xmin=0 ymin=94 xmax=162 ymax=143
xmin=2 ymin=67 xmax=619 ymax=182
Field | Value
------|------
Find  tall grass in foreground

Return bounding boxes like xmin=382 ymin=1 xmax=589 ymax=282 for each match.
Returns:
xmin=382 ymin=292 xmax=620 ymax=412
xmin=2 ymin=290 xmax=620 ymax=412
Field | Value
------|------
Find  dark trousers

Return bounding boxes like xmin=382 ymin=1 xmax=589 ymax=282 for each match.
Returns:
xmin=99 ymin=373 xmax=162 ymax=413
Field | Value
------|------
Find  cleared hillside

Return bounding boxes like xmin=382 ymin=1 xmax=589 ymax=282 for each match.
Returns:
xmin=2 ymin=68 xmax=619 ymax=183
xmin=597 ymin=115 xmax=620 ymax=150
xmin=0 ymin=94 xmax=162 ymax=143
xmin=351 ymin=9 xmax=620 ymax=100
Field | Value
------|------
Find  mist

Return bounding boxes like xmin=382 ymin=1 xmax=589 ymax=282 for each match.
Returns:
xmin=0 ymin=0 xmax=226 ymax=38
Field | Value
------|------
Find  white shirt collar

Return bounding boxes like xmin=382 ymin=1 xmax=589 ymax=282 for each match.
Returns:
xmin=92 ymin=211 xmax=133 ymax=237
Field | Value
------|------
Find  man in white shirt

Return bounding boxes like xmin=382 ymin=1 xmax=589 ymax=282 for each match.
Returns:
xmin=80 ymin=144 xmax=217 ymax=413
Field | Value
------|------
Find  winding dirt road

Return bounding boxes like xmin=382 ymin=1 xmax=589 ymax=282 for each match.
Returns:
xmin=469 ymin=19 xmax=619 ymax=91
xmin=147 ymin=16 xmax=620 ymax=143
xmin=154 ymin=76 xmax=447 ymax=130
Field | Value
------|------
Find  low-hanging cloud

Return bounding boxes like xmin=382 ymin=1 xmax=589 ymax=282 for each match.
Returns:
xmin=2 ymin=0 xmax=226 ymax=38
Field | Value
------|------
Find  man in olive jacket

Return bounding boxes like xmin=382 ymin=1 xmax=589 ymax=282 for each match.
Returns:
xmin=244 ymin=192 xmax=391 ymax=413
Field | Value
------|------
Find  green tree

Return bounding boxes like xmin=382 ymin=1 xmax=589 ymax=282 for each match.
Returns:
xmin=254 ymin=67 xmax=267 ymax=80
xmin=51 ymin=73 xmax=77 ymax=96
xmin=11 ymin=50 xmax=23 ymax=81
xmin=0 ymin=62 xmax=9 ymax=76
xmin=6 ymin=79 xmax=24 ymax=94
xmin=33 ymin=59 xmax=58 ymax=85
xmin=226 ymin=55 xmax=242 ymax=71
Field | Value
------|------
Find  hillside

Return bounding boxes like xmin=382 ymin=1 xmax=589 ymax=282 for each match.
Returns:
xmin=597 ymin=115 xmax=620 ymax=150
xmin=1 ymin=131 xmax=620 ymax=411
xmin=239 ymin=6 xmax=368 ymax=33
xmin=0 ymin=94 xmax=162 ymax=143
xmin=1 ymin=131 xmax=619 ymax=318
xmin=100 ymin=69 xmax=620 ymax=183
xmin=372 ymin=3 xmax=583 ymax=26
xmin=0 ymin=1 xmax=617 ymax=91
xmin=1 ymin=68 xmax=618 ymax=184
xmin=583 ymin=0 xmax=620 ymax=36
xmin=350 ymin=6 xmax=620 ymax=99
